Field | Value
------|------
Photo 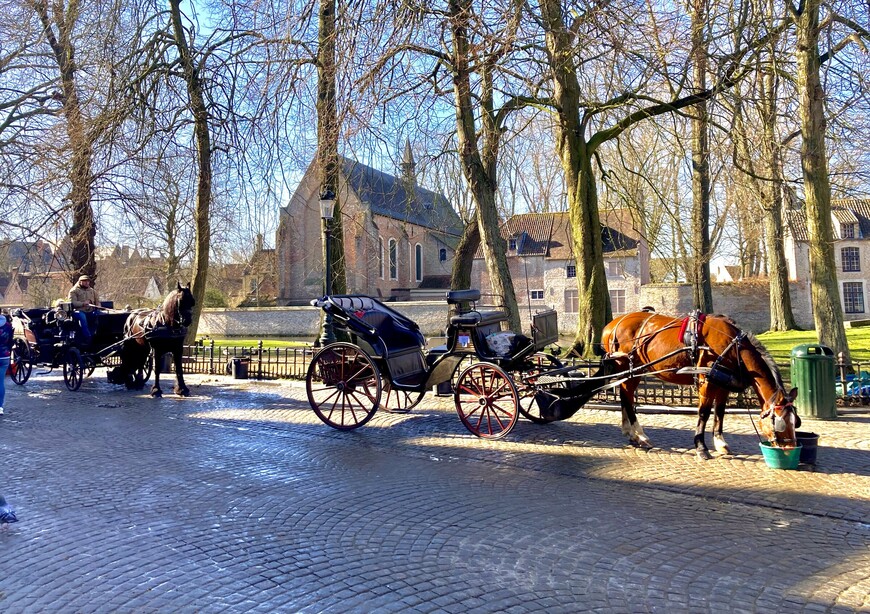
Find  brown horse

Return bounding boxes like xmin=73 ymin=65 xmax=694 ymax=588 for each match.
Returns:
xmin=601 ymin=311 xmax=799 ymax=459
xmin=108 ymin=283 xmax=195 ymax=397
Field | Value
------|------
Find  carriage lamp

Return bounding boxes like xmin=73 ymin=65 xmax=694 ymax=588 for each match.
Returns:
xmin=319 ymin=189 xmax=337 ymax=346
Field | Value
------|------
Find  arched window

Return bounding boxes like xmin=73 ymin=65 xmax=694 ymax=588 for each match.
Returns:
xmin=389 ymin=238 xmax=398 ymax=280
xmin=415 ymin=244 xmax=423 ymax=282
xmin=439 ymin=248 xmax=447 ymax=262
xmin=378 ymin=237 xmax=384 ymax=279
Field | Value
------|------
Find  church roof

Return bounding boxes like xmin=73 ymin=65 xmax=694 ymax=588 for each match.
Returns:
xmin=341 ymin=158 xmax=463 ymax=236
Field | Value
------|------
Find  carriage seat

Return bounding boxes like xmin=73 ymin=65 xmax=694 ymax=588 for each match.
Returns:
xmin=446 ymin=289 xmax=481 ymax=305
xmin=449 ymin=310 xmax=508 ymax=327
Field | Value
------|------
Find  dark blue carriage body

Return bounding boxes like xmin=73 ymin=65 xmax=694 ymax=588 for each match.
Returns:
xmin=15 ymin=304 xmax=131 ymax=368
xmin=317 ymin=291 xmax=553 ymax=392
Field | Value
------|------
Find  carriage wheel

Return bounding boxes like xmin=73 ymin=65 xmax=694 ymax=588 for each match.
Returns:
xmin=83 ymin=355 xmax=97 ymax=378
xmin=453 ymin=362 xmax=519 ymax=439
xmin=380 ymin=378 xmax=424 ymax=414
xmin=306 ymin=343 xmax=381 ymax=430
xmin=10 ymin=338 xmax=32 ymax=385
xmin=139 ymin=351 xmax=154 ymax=384
xmin=63 ymin=347 xmax=85 ymax=391
xmin=517 ymin=353 xmax=564 ymax=424
xmin=451 ymin=354 xmax=477 ymax=390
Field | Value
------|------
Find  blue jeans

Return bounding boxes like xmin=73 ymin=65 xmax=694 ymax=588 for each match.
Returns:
xmin=0 ymin=356 xmax=9 ymax=408
xmin=73 ymin=311 xmax=96 ymax=343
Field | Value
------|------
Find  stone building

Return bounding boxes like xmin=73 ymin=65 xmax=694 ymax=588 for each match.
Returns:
xmin=277 ymin=147 xmax=464 ymax=305
xmin=785 ymin=198 xmax=870 ymax=321
xmin=470 ymin=210 xmax=650 ymax=330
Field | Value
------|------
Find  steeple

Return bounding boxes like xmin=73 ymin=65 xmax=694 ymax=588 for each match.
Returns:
xmin=400 ymin=138 xmax=416 ymax=184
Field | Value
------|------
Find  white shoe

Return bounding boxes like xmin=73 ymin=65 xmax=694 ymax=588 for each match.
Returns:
xmin=0 ymin=407 xmax=4 ymax=415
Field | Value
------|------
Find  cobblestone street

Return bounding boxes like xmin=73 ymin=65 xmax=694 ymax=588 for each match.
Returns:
xmin=1 ymin=372 xmax=868 ymax=613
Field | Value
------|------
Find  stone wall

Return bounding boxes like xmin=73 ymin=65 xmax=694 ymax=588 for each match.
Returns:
xmin=199 ymin=280 xmax=815 ymax=339
xmin=639 ymin=280 xmax=813 ymax=332
xmin=197 ymin=302 xmax=458 ymax=339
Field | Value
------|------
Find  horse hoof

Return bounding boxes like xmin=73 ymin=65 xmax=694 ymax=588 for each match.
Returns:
xmin=175 ymin=387 xmax=190 ymax=397
xmin=150 ymin=388 xmax=163 ymax=398
xmin=696 ymin=448 xmax=713 ymax=460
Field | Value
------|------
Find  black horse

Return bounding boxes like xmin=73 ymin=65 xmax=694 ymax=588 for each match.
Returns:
xmin=108 ymin=282 xmax=196 ymax=397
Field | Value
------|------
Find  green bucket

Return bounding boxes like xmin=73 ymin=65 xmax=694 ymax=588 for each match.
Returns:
xmin=759 ymin=442 xmax=802 ymax=470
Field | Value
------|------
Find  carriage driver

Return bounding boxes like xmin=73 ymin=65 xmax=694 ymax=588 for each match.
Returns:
xmin=68 ymin=274 xmax=100 ymax=345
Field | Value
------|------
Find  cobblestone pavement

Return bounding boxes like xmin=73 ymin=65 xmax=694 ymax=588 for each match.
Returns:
xmin=1 ymin=371 xmax=868 ymax=613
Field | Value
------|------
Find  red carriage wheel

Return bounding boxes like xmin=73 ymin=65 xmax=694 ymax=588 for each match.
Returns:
xmin=380 ymin=379 xmax=424 ymax=414
xmin=453 ymin=362 xmax=519 ymax=439
xmin=306 ymin=343 xmax=382 ymax=430
xmin=10 ymin=338 xmax=32 ymax=385
xmin=517 ymin=352 xmax=564 ymax=424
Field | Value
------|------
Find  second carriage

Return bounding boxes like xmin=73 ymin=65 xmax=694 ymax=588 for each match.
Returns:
xmin=9 ymin=302 xmax=151 ymax=391
xmin=307 ymin=289 xmax=607 ymax=439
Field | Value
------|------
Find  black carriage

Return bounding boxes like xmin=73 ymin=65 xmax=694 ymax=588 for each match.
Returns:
xmin=307 ymin=289 xmax=600 ymax=439
xmin=9 ymin=302 xmax=149 ymax=391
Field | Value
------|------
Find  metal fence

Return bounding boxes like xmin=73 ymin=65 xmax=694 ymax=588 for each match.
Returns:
xmin=159 ymin=341 xmax=869 ymax=408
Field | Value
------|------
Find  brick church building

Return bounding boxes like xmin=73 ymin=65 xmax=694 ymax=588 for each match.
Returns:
xmin=277 ymin=146 xmax=464 ymax=305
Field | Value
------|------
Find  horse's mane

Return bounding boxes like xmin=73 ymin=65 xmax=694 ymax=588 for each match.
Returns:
xmin=711 ymin=314 xmax=785 ymax=391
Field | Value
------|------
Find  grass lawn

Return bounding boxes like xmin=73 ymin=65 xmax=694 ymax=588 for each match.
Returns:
xmin=756 ymin=327 xmax=870 ymax=363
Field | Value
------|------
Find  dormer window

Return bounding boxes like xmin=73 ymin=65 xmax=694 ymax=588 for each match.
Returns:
xmin=841 ymin=223 xmax=856 ymax=239
xmin=508 ymin=237 xmax=517 ymax=251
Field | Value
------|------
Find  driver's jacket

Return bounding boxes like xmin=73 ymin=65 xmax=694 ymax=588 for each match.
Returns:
xmin=68 ymin=284 xmax=99 ymax=313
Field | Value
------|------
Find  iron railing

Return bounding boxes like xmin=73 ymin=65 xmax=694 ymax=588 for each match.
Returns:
xmin=138 ymin=341 xmax=870 ymax=407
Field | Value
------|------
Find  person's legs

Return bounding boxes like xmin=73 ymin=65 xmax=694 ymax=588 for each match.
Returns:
xmin=0 ymin=356 xmax=9 ymax=413
xmin=73 ymin=311 xmax=92 ymax=343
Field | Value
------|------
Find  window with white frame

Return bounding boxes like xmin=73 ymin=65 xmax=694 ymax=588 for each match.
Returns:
xmin=508 ymin=237 xmax=517 ymax=251
xmin=564 ymin=289 xmax=578 ymax=313
xmin=610 ymin=289 xmax=626 ymax=314
xmin=530 ymin=289 xmax=544 ymax=300
xmin=378 ymin=237 xmax=384 ymax=279
xmin=415 ymin=243 xmax=423 ymax=282
xmin=844 ymin=282 xmax=865 ymax=313
xmin=605 ymin=260 xmax=624 ymax=277
xmin=841 ymin=223 xmax=856 ymax=239
xmin=566 ymin=264 xmax=576 ymax=278
xmin=388 ymin=239 xmax=398 ymax=279
xmin=842 ymin=247 xmax=860 ymax=272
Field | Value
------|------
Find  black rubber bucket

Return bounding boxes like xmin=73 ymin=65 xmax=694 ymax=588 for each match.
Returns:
xmin=796 ymin=431 xmax=819 ymax=464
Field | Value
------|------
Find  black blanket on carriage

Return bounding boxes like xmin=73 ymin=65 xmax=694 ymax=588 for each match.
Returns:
xmin=533 ymin=362 xmax=614 ymax=421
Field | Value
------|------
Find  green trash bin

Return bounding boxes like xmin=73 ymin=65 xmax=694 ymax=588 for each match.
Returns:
xmin=790 ymin=344 xmax=837 ymax=420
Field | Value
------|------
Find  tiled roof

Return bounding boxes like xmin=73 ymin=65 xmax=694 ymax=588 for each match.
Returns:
xmin=476 ymin=211 xmax=638 ymax=259
xmin=786 ymin=199 xmax=870 ymax=241
xmin=341 ymin=158 xmax=464 ymax=237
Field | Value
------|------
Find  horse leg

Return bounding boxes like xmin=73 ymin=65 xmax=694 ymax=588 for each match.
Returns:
xmin=694 ymin=383 xmax=714 ymax=460
xmin=173 ymin=346 xmax=190 ymax=397
xmin=619 ymin=379 xmax=652 ymax=449
xmin=712 ymin=393 xmax=731 ymax=454
xmin=151 ymin=350 xmax=163 ymax=398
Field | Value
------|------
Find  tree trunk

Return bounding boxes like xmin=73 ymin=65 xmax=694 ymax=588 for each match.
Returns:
xmin=540 ymin=0 xmax=610 ymax=357
xmin=449 ymin=0 xmax=520 ymax=331
xmin=689 ymin=0 xmax=713 ymax=312
xmin=450 ymin=220 xmax=480 ymax=291
xmin=169 ymin=0 xmax=211 ymax=344
xmin=793 ymin=0 xmax=850 ymax=360
xmin=33 ymin=0 xmax=96 ymax=282
xmin=317 ymin=0 xmax=346 ymax=296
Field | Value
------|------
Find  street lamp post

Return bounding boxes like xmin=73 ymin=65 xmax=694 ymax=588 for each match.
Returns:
xmin=319 ymin=189 xmax=336 ymax=346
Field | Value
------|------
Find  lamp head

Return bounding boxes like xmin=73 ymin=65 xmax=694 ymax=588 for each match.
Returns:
xmin=319 ymin=190 xmax=336 ymax=220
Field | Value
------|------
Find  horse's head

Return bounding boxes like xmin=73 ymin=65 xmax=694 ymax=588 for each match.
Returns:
xmin=173 ymin=281 xmax=196 ymax=327
xmin=758 ymin=388 xmax=800 ymax=448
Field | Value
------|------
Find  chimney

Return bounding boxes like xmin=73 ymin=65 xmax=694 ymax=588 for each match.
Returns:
xmin=255 ymin=233 xmax=264 ymax=253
